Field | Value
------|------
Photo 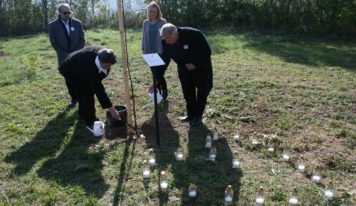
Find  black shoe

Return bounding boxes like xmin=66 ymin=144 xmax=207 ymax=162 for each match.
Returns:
xmin=162 ymin=90 xmax=168 ymax=100
xmin=190 ymin=117 xmax=203 ymax=128
xmin=68 ymin=99 xmax=77 ymax=107
xmin=178 ymin=115 xmax=192 ymax=122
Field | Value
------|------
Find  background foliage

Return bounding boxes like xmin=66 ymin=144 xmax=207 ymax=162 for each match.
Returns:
xmin=0 ymin=0 xmax=355 ymax=36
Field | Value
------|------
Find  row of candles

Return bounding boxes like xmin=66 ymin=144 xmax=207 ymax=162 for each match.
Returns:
xmin=141 ymin=130 xmax=335 ymax=204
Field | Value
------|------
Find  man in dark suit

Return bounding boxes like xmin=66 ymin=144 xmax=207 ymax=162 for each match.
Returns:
xmin=59 ymin=46 xmax=121 ymax=129
xmin=48 ymin=3 xmax=85 ymax=106
xmin=160 ymin=23 xmax=213 ymax=127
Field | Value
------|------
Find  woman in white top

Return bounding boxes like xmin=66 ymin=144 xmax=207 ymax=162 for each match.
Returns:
xmin=142 ymin=1 xmax=168 ymax=99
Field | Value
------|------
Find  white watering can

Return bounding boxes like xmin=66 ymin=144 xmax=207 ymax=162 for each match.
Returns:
xmin=88 ymin=121 xmax=105 ymax=137
xmin=148 ymin=90 xmax=163 ymax=104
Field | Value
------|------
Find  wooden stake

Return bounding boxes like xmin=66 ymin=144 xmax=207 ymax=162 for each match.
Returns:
xmin=117 ymin=0 xmax=133 ymax=133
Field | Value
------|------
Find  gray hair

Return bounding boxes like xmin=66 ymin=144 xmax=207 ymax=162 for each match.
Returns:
xmin=160 ymin=23 xmax=178 ymax=37
xmin=98 ymin=49 xmax=117 ymax=64
xmin=58 ymin=3 xmax=70 ymax=14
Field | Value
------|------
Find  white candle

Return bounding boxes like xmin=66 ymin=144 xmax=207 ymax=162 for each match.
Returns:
xmin=213 ymin=132 xmax=219 ymax=140
xmin=252 ymin=139 xmax=259 ymax=145
xmin=205 ymin=142 xmax=212 ymax=148
xmin=288 ymin=197 xmax=298 ymax=205
xmin=283 ymin=154 xmax=290 ymax=161
xmin=311 ymin=175 xmax=321 ymax=183
xmin=232 ymin=159 xmax=240 ymax=168
xmin=256 ymin=197 xmax=264 ymax=204
xmin=188 ymin=190 xmax=197 ymax=197
xmin=268 ymin=147 xmax=274 ymax=152
xmin=233 ymin=134 xmax=240 ymax=141
xmin=324 ymin=189 xmax=334 ymax=200
xmin=224 ymin=196 xmax=233 ymax=203
xmin=209 ymin=154 xmax=216 ymax=161
xmin=297 ymin=164 xmax=305 ymax=172
xmin=176 ymin=153 xmax=184 ymax=161
xmin=143 ymin=170 xmax=150 ymax=178
xmin=160 ymin=181 xmax=168 ymax=189
xmin=148 ymin=158 xmax=156 ymax=166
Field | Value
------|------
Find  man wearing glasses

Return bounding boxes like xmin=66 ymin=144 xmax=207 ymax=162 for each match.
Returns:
xmin=48 ymin=3 xmax=85 ymax=107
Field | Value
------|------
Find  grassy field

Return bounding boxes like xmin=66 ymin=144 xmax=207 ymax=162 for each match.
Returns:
xmin=0 ymin=28 xmax=355 ymax=205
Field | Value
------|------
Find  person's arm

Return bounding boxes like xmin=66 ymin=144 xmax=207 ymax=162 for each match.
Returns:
xmin=191 ymin=30 xmax=211 ymax=69
xmin=76 ymin=20 xmax=85 ymax=50
xmin=89 ymin=76 xmax=113 ymax=109
xmin=48 ymin=23 xmax=67 ymax=55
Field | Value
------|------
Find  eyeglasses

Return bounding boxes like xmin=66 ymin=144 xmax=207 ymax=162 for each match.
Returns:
xmin=62 ymin=11 xmax=71 ymax=15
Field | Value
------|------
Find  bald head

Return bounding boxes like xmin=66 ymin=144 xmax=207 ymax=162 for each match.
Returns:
xmin=58 ymin=3 xmax=71 ymax=21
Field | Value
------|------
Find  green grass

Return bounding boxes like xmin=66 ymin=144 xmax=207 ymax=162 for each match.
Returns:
xmin=0 ymin=29 xmax=355 ymax=205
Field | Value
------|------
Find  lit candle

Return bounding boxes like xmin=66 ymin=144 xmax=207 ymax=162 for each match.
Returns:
xmin=232 ymin=159 xmax=240 ymax=169
xmin=160 ymin=171 xmax=168 ymax=190
xmin=213 ymin=131 xmax=219 ymax=140
xmin=188 ymin=183 xmax=197 ymax=197
xmin=268 ymin=146 xmax=274 ymax=152
xmin=176 ymin=148 xmax=184 ymax=161
xmin=311 ymin=174 xmax=321 ymax=183
xmin=324 ymin=189 xmax=334 ymax=200
xmin=148 ymin=148 xmax=156 ymax=166
xmin=256 ymin=197 xmax=264 ymax=205
xmin=256 ymin=186 xmax=265 ymax=206
xmin=209 ymin=147 xmax=217 ymax=161
xmin=160 ymin=181 xmax=168 ymax=189
xmin=224 ymin=185 xmax=233 ymax=204
xmin=205 ymin=134 xmax=212 ymax=148
xmin=288 ymin=196 xmax=298 ymax=205
xmin=142 ymin=160 xmax=150 ymax=179
xmin=297 ymin=164 xmax=305 ymax=172
xmin=143 ymin=169 xmax=150 ymax=178
xmin=233 ymin=131 xmax=240 ymax=141
xmin=252 ymin=138 xmax=259 ymax=145
xmin=282 ymin=152 xmax=290 ymax=161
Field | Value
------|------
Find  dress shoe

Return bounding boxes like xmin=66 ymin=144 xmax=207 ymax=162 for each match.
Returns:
xmin=68 ymin=99 xmax=77 ymax=107
xmin=178 ymin=115 xmax=192 ymax=122
xmin=190 ymin=117 xmax=203 ymax=128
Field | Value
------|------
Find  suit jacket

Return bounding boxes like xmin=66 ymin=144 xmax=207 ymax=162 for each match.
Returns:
xmin=48 ymin=16 xmax=85 ymax=67
xmin=161 ymin=27 xmax=212 ymax=71
xmin=59 ymin=46 xmax=112 ymax=109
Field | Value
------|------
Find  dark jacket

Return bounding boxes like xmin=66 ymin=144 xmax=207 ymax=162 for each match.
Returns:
xmin=161 ymin=27 xmax=212 ymax=70
xmin=59 ymin=46 xmax=112 ymax=109
xmin=48 ymin=16 xmax=85 ymax=66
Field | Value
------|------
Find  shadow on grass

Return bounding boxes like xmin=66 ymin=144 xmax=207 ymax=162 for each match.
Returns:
xmin=245 ymin=34 xmax=356 ymax=70
xmin=141 ymin=101 xmax=180 ymax=206
xmin=36 ymin=116 xmax=109 ymax=198
xmin=141 ymin=102 xmax=243 ymax=205
xmin=112 ymin=138 xmax=136 ymax=206
xmin=5 ymin=107 xmax=76 ymax=176
xmin=174 ymin=125 xmax=243 ymax=206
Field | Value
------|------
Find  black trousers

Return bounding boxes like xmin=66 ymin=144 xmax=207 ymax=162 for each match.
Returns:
xmin=178 ymin=62 xmax=213 ymax=118
xmin=64 ymin=76 xmax=97 ymax=126
xmin=150 ymin=66 xmax=167 ymax=93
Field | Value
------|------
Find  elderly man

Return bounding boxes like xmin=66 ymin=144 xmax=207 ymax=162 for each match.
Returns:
xmin=59 ymin=46 xmax=121 ymax=130
xmin=48 ymin=3 xmax=85 ymax=106
xmin=160 ymin=23 xmax=213 ymax=127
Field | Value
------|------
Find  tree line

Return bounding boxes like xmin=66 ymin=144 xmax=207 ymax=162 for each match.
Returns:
xmin=1 ymin=0 xmax=355 ymax=36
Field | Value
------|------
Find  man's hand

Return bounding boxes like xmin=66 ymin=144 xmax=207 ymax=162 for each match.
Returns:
xmin=185 ymin=63 xmax=196 ymax=70
xmin=109 ymin=106 xmax=121 ymax=120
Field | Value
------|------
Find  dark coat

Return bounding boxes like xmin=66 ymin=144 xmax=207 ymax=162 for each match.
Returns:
xmin=161 ymin=27 xmax=212 ymax=70
xmin=59 ymin=46 xmax=112 ymax=109
xmin=48 ymin=16 xmax=85 ymax=66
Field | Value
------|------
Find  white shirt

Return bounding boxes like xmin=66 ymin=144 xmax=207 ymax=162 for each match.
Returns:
xmin=95 ymin=56 xmax=108 ymax=75
xmin=61 ymin=20 xmax=70 ymax=36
